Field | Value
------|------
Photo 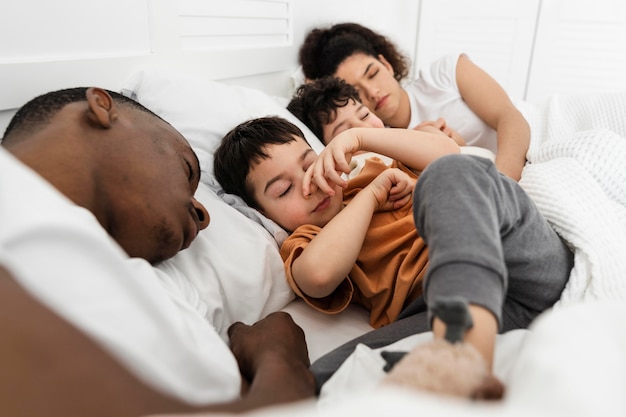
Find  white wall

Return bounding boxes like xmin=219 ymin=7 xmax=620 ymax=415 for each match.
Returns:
xmin=527 ymin=0 xmax=626 ymax=101
xmin=0 ymin=0 xmax=420 ymax=134
xmin=2 ymin=0 xmax=626 ymax=135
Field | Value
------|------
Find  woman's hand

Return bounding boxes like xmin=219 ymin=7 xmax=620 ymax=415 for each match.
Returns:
xmin=415 ymin=118 xmax=466 ymax=146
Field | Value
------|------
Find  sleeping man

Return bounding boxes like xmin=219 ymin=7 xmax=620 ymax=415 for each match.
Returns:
xmin=213 ymin=115 xmax=574 ymax=395
xmin=0 ymin=87 xmax=315 ymax=416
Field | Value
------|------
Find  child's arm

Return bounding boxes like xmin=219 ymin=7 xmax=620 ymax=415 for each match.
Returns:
xmin=304 ymin=126 xmax=459 ymax=196
xmin=291 ymin=168 xmax=414 ymax=298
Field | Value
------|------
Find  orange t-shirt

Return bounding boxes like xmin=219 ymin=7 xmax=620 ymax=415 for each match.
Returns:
xmin=280 ymin=158 xmax=429 ymax=328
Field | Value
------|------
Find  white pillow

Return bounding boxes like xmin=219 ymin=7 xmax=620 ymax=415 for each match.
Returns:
xmin=122 ymin=68 xmax=325 ymax=244
xmin=156 ymin=182 xmax=294 ymax=340
xmin=122 ymin=68 xmax=324 ymax=179
xmin=121 ymin=68 xmax=325 ymax=337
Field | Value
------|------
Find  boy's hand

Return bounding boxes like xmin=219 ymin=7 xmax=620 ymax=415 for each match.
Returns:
xmin=303 ymin=130 xmax=362 ymax=196
xmin=366 ymin=168 xmax=415 ymax=211
xmin=415 ymin=118 xmax=466 ymax=146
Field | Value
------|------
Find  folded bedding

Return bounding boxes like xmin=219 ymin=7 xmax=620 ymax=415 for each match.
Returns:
xmin=519 ymin=92 xmax=626 ymax=305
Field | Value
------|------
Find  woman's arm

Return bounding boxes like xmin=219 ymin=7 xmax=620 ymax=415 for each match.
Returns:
xmin=455 ymin=54 xmax=530 ymax=181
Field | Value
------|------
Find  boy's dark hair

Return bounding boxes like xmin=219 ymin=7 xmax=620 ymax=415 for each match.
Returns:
xmin=214 ymin=116 xmax=307 ymax=209
xmin=2 ymin=87 xmax=160 ymax=145
xmin=299 ymin=22 xmax=409 ymax=82
xmin=287 ymin=76 xmax=361 ymax=142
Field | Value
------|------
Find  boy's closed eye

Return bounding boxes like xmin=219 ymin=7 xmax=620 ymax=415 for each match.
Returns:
xmin=266 ymin=180 xmax=291 ymax=199
xmin=278 ymin=184 xmax=292 ymax=198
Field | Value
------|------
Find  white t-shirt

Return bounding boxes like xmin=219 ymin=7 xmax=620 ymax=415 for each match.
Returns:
xmin=404 ymin=53 xmax=498 ymax=153
xmin=0 ymin=147 xmax=241 ymax=405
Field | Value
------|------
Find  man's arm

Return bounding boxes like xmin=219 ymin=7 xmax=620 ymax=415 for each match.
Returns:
xmin=223 ymin=312 xmax=316 ymax=412
xmin=0 ymin=266 xmax=314 ymax=417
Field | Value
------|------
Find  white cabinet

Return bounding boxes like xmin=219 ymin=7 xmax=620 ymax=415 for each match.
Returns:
xmin=526 ymin=0 xmax=626 ymax=102
xmin=415 ymin=0 xmax=539 ymax=100
xmin=415 ymin=0 xmax=626 ymax=103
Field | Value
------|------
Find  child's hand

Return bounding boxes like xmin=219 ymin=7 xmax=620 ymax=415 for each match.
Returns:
xmin=303 ymin=131 xmax=362 ymax=196
xmin=366 ymin=168 xmax=415 ymax=211
xmin=415 ymin=118 xmax=466 ymax=146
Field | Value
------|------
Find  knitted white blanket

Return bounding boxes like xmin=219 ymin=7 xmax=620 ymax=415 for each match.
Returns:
xmin=518 ymin=93 xmax=626 ymax=305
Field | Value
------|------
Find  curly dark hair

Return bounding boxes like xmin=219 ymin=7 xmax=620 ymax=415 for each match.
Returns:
xmin=298 ymin=22 xmax=410 ymax=82
xmin=213 ymin=116 xmax=307 ymax=209
xmin=287 ymin=76 xmax=362 ymax=143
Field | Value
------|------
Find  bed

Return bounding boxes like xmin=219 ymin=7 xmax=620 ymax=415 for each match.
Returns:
xmin=2 ymin=1 xmax=626 ymax=416
xmin=128 ymin=68 xmax=626 ymax=417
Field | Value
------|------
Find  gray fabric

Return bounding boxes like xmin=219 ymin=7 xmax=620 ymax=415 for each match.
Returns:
xmin=310 ymin=155 xmax=573 ymax=393
xmin=415 ymin=155 xmax=573 ymax=329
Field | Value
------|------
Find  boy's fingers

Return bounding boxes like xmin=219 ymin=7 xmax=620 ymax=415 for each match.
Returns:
xmin=303 ymin=166 xmax=313 ymax=196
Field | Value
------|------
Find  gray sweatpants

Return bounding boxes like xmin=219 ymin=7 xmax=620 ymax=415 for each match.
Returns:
xmin=310 ymin=154 xmax=573 ymax=392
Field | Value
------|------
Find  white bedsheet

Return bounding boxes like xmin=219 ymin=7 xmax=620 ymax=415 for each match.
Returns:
xmin=290 ymin=93 xmax=626 ymax=364
xmin=151 ymin=92 xmax=626 ymax=417
xmin=279 ymin=92 xmax=626 ymax=414
xmin=153 ymin=301 xmax=626 ymax=416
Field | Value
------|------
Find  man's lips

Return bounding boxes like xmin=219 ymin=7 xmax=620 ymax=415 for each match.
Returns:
xmin=314 ymin=196 xmax=331 ymax=212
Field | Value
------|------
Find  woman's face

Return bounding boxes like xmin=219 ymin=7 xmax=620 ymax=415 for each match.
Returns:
xmin=334 ymin=53 xmax=404 ymax=126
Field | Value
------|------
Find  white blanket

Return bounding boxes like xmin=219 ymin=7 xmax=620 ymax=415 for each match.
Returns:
xmin=151 ymin=93 xmax=626 ymax=417
xmin=518 ymin=92 xmax=626 ymax=305
xmin=312 ymin=93 xmax=626 ymax=415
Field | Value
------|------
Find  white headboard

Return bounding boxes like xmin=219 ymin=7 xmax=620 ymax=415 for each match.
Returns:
xmin=0 ymin=0 xmax=422 ymax=133
xmin=2 ymin=0 xmax=626 ymax=134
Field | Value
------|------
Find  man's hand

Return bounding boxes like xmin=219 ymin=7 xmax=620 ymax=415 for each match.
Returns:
xmin=228 ymin=312 xmax=314 ymax=404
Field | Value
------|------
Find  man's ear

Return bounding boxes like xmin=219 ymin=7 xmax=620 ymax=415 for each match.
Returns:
xmin=377 ymin=54 xmax=395 ymax=77
xmin=85 ymin=87 xmax=118 ymax=129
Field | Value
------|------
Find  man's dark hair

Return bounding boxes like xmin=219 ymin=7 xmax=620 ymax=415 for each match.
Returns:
xmin=214 ymin=116 xmax=307 ymax=209
xmin=287 ymin=76 xmax=361 ymax=142
xmin=2 ymin=87 xmax=160 ymax=144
